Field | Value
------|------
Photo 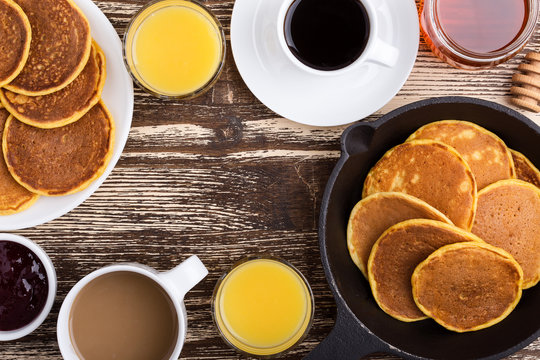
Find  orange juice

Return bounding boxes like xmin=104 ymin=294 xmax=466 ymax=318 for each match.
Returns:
xmin=213 ymin=258 xmax=313 ymax=356
xmin=124 ymin=0 xmax=224 ymax=98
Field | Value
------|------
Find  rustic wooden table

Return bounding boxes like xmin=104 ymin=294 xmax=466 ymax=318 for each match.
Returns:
xmin=1 ymin=0 xmax=539 ymax=359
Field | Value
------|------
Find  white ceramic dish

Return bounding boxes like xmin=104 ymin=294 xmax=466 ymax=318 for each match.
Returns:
xmin=230 ymin=0 xmax=419 ymax=127
xmin=0 ymin=234 xmax=57 ymax=341
xmin=0 ymin=0 xmax=134 ymax=230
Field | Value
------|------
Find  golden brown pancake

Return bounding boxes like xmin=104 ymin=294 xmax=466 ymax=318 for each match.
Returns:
xmin=511 ymin=149 xmax=540 ymax=188
xmin=0 ymin=41 xmax=105 ymax=129
xmin=407 ymin=121 xmax=515 ymax=190
xmin=347 ymin=192 xmax=452 ymax=278
xmin=363 ymin=139 xmax=477 ymax=230
xmin=0 ymin=109 xmax=38 ymax=214
xmin=471 ymin=179 xmax=540 ymax=289
xmin=367 ymin=219 xmax=482 ymax=322
xmin=412 ymin=242 xmax=523 ymax=332
xmin=0 ymin=0 xmax=31 ymax=87
xmin=3 ymin=101 xmax=114 ymax=196
xmin=4 ymin=0 xmax=91 ymax=96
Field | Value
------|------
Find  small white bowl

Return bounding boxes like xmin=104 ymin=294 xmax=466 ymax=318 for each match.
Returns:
xmin=0 ymin=233 xmax=57 ymax=341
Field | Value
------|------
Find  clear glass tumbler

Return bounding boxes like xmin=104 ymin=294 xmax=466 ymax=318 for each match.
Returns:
xmin=212 ymin=255 xmax=314 ymax=358
xmin=123 ymin=0 xmax=226 ymax=99
xmin=420 ymin=0 xmax=539 ymax=69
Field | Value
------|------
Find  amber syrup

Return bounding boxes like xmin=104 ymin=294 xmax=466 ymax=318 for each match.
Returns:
xmin=421 ymin=0 xmax=530 ymax=69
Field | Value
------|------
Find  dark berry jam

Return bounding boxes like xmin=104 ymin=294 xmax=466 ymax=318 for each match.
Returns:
xmin=0 ymin=241 xmax=49 ymax=331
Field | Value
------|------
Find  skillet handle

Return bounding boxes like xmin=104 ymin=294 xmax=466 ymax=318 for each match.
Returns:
xmin=304 ymin=305 xmax=383 ymax=360
xmin=341 ymin=123 xmax=376 ymax=157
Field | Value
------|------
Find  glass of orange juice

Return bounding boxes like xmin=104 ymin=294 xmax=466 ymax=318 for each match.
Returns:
xmin=212 ymin=256 xmax=314 ymax=357
xmin=123 ymin=0 xmax=225 ymax=99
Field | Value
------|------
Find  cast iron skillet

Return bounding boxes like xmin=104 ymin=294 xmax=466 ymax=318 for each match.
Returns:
xmin=306 ymin=97 xmax=540 ymax=360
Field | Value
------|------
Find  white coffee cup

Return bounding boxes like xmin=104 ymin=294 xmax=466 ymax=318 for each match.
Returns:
xmin=276 ymin=0 xmax=399 ymax=76
xmin=57 ymin=255 xmax=208 ymax=359
xmin=0 ymin=233 xmax=57 ymax=341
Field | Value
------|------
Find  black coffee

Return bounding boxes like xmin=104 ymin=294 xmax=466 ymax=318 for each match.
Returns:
xmin=284 ymin=0 xmax=370 ymax=71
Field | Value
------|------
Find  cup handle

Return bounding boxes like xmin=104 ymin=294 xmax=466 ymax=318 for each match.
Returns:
xmin=365 ymin=37 xmax=399 ymax=68
xmin=159 ymin=255 xmax=209 ymax=300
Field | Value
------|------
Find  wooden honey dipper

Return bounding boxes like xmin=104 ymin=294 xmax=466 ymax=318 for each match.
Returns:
xmin=511 ymin=52 xmax=540 ymax=113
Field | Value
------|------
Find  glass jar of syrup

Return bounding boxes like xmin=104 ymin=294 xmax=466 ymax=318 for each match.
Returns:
xmin=420 ymin=0 xmax=539 ymax=69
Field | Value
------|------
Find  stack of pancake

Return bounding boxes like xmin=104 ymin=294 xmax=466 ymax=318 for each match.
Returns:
xmin=348 ymin=120 xmax=540 ymax=332
xmin=0 ymin=0 xmax=114 ymax=215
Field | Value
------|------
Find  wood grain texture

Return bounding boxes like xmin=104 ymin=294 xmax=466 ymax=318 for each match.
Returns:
xmin=1 ymin=0 xmax=539 ymax=359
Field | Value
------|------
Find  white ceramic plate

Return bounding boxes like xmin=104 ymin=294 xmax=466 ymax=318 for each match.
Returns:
xmin=231 ymin=0 xmax=419 ymax=127
xmin=0 ymin=0 xmax=134 ymax=230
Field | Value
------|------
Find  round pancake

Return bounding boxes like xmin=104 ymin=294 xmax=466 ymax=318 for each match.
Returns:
xmin=347 ymin=192 xmax=452 ymax=278
xmin=471 ymin=179 xmax=540 ymax=289
xmin=367 ymin=219 xmax=483 ymax=322
xmin=0 ymin=109 xmax=38 ymax=214
xmin=412 ymin=242 xmax=523 ymax=332
xmin=0 ymin=0 xmax=31 ymax=87
xmin=4 ymin=0 xmax=91 ymax=96
xmin=363 ymin=139 xmax=477 ymax=230
xmin=511 ymin=149 xmax=540 ymax=188
xmin=407 ymin=121 xmax=515 ymax=190
xmin=0 ymin=41 xmax=105 ymax=128
xmin=3 ymin=101 xmax=114 ymax=196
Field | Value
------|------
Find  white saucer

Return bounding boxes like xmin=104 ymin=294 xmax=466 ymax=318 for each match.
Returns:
xmin=231 ymin=0 xmax=419 ymax=127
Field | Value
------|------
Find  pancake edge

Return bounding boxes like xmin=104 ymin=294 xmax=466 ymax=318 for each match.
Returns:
xmin=477 ymin=178 xmax=540 ymax=289
xmin=511 ymin=149 xmax=540 ymax=186
xmin=406 ymin=120 xmax=516 ymax=180
xmin=367 ymin=219 xmax=484 ymax=322
xmin=478 ymin=178 xmax=540 ymax=197
xmin=0 ymin=190 xmax=39 ymax=215
xmin=0 ymin=40 xmax=106 ymax=129
xmin=3 ymin=0 xmax=92 ymax=96
xmin=2 ymin=101 xmax=115 ymax=196
xmin=362 ymin=139 xmax=478 ymax=230
xmin=0 ymin=0 xmax=32 ymax=87
xmin=0 ymin=112 xmax=39 ymax=214
xmin=411 ymin=242 xmax=523 ymax=332
xmin=63 ymin=99 xmax=115 ymax=196
xmin=347 ymin=192 xmax=453 ymax=278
